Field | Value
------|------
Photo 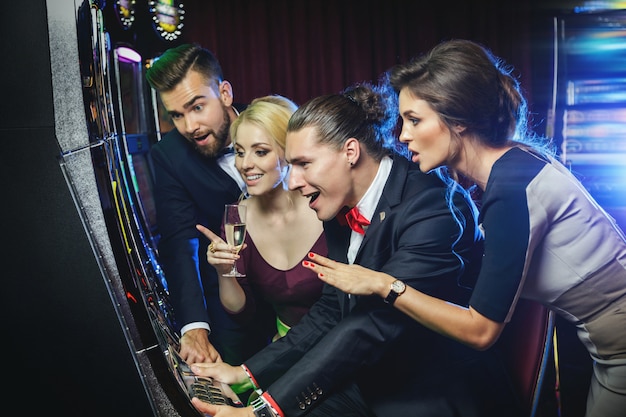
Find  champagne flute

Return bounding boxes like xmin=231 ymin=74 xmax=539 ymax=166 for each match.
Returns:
xmin=222 ymin=204 xmax=247 ymax=277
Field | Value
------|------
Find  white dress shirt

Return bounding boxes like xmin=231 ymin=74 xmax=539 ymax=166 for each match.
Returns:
xmin=347 ymin=156 xmax=393 ymax=264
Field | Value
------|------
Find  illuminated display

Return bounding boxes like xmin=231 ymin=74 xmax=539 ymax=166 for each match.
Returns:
xmin=149 ymin=0 xmax=185 ymax=41
xmin=115 ymin=0 xmax=136 ymax=29
xmin=551 ymin=8 xmax=626 ymax=207
xmin=574 ymin=0 xmax=626 ymax=12
xmin=557 ymin=10 xmax=626 ymax=167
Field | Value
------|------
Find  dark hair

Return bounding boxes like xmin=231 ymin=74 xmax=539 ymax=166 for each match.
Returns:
xmin=146 ymin=43 xmax=224 ymax=92
xmin=287 ymin=82 xmax=404 ymax=160
xmin=388 ymin=39 xmax=552 ymax=156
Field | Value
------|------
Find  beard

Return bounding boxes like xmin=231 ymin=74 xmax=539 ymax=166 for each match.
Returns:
xmin=193 ymin=102 xmax=231 ymax=158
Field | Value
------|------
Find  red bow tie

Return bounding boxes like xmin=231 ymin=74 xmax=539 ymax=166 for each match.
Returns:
xmin=345 ymin=207 xmax=370 ymax=235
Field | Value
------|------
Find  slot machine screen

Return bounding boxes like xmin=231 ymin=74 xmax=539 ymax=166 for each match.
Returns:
xmin=113 ymin=45 xmax=159 ymax=237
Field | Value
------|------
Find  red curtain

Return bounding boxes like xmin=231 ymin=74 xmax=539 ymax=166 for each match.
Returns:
xmin=123 ymin=0 xmax=560 ymax=121
xmin=177 ymin=0 xmax=542 ymax=106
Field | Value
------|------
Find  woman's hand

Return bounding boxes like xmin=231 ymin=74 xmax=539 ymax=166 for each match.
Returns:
xmin=196 ymin=224 xmax=248 ymax=312
xmin=191 ymin=398 xmax=253 ymax=417
xmin=189 ymin=362 xmax=253 ymax=416
xmin=190 ymin=361 xmax=248 ymax=386
xmin=191 ymin=362 xmax=251 ymax=396
xmin=196 ymin=224 xmax=245 ymax=275
xmin=302 ymin=252 xmax=395 ymax=297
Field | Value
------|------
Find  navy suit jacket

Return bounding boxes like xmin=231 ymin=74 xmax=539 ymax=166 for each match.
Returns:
xmin=151 ymin=128 xmax=242 ymax=331
xmin=243 ymin=155 xmax=519 ymax=416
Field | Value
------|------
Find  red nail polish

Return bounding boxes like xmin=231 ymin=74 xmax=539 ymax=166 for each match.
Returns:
xmin=319 ymin=273 xmax=324 ymax=277
xmin=309 ymin=252 xmax=315 ymax=258
xmin=303 ymin=261 xmax=309 ymax=266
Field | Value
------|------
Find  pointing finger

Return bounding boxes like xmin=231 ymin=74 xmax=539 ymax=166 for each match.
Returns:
xmin=196 ymin=224 xmax=220 ymax=241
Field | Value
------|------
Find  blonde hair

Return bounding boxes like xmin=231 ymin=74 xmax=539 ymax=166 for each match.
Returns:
xmin=230 ymin=95 xmax=298 ymax=151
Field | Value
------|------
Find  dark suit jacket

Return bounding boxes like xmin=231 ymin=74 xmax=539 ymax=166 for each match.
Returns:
xmin=151 ymin=116 xmax=272 ymax=363
xmin=244 ymin=155 xmax=520 ymax=417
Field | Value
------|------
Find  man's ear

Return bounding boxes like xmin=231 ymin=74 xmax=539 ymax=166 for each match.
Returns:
xmin=219 ymin=80 xmax=234 ymax=106
xmin=344 ymin=137 xmax=360 ymax=166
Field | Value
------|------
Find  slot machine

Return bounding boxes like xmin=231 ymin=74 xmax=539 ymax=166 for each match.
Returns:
xmin=549 ymin=8 xmax=626 ymax=227
xmin=49 ymin=0 xmax=240 ymax=414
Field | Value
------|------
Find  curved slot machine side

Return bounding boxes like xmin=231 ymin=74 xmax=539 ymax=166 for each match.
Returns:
xmin=52 ymin=1 xmax=240 ymax=415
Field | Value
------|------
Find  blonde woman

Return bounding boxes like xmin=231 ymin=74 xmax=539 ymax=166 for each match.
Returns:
xmin=197 ymin=95 xmax=326 ymax=346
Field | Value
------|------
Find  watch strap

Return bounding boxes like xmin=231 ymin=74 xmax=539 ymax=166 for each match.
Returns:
xmin=384 ymin=289 xmax=400 ymax=304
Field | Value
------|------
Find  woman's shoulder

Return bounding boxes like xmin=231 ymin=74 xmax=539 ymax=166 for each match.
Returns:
xmin=491 ymin=147 xmax=548 ymax=183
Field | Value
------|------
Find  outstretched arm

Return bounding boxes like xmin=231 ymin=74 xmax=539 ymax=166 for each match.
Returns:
xmin=304 ymin=252 xmax=505 ymax=350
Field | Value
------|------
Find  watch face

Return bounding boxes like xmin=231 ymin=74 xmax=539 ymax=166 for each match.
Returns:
xmin=391 ymin=280 xmax=406 ymax=293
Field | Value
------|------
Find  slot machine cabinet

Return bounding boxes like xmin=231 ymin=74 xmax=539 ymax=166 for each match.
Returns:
xmin=7 ymin=0 xmax=239 ymax=415
xmin=3 ymin=0 xmax=156 ymax=415
xmin=50 ymin=0 xmax=189 ymax=415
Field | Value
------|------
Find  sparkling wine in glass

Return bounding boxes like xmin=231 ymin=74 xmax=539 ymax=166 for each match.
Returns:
xmin=223 ymin=204 xmax=247 ymax=277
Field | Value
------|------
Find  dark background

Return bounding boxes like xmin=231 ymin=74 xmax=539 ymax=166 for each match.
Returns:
xmin=1 ymin=0 xmax=616 ymax=416
xmin=106 ymin=0 xmax=565 ymax=135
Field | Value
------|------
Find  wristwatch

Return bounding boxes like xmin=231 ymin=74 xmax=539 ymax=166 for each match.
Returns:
xmin=383 ymin=280 xmax=406 ymax=304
